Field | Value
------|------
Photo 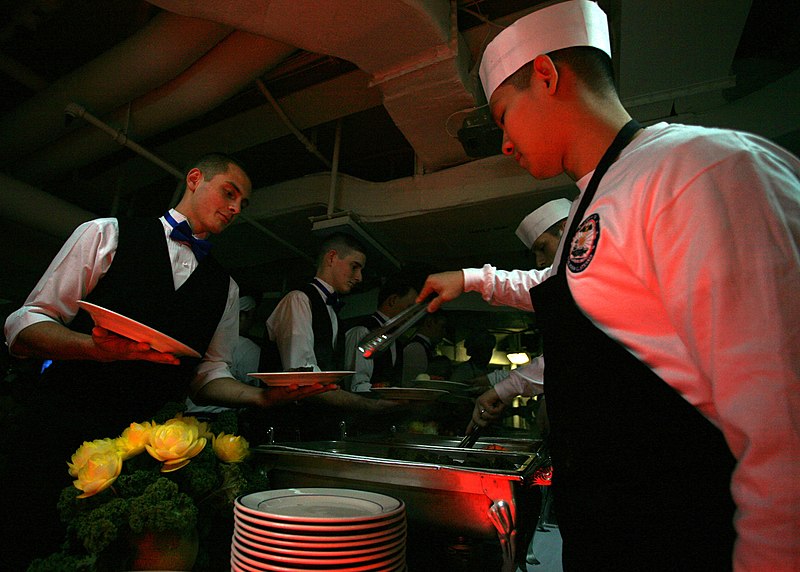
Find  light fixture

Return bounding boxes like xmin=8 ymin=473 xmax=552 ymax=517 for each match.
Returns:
xmin=504 ymin=332 xmax=530 ymax=365
xmin=506 ymin=352 xmax=530 ymax=365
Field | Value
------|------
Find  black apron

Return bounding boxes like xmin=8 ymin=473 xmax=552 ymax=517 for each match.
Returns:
xmin=530 ymin=120 xmax=736 ymax=571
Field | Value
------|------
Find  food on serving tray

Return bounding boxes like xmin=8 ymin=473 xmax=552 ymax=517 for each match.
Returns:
xmin=483 ymin=444 xmax=508 ymax=451
xmin=386 ymin=447 xmax=519 ymax=471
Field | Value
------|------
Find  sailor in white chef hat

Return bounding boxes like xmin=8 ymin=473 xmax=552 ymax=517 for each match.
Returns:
xmin=479 ymin=0 xmax=610 ymax=103
xmin=516 ymin=198 xmax=573 ymax=270
xmin=418 ymin=0 xmax=800 ymax=570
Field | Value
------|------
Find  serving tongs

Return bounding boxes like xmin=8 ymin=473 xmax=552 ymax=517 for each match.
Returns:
xmin=357 ymin=296 xmax=435 ymax=359
xmin=457 ymin=425 xmax=483 ymax=448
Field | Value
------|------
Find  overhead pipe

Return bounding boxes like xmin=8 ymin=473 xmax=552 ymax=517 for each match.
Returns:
xmin=327 ymin=119 xmax=343 ymax=216
xmin=63 ymin=102 xmax=314 ymax=264
xmin=64 ymin=102 xmax=184 ymax=179
xmin=0 ymin=172 xmax=94 ymax=239
xmin=147 ymin=0 xmax=477 ymax=172
xmin=14 ymin=31 xmax=296 ymax=183
xmin=0 ymin=11 xmax=232 ymax=162
xmin=0 ymin=51 xmax=48 ymax=91
xmin=255 ymin=78 xmax=331 ymax=170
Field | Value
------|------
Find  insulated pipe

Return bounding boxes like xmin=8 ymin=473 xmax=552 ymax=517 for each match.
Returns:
xmin=146 ymin=0 xmax=476 ymax=171
xmin=14 ymin=31 xmax=296 ymax=183
xmin=0 ymin=11 xmax=232 ymax=162
xmin=0 ymin=172 xmax=94 ymax=239
xmin=327 ymin=119 xmax=343 ymax=216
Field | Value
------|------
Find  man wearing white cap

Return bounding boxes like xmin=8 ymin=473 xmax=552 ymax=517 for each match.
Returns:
xmin=469 ymin=199 xmax=571 ymax=420
xmin=465 ymin=198 xmax=573 ymax=416
xmin=517 ymin=198 xmax=573 ymax=270
xmin=468 ymin=199 xmax=573 ymax=571
xmin=418 ymin=1 xmax=800 ymax=570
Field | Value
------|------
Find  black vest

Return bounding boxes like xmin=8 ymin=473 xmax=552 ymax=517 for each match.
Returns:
xmin=42 ymin=217 xmax=229 ymax=438
xmin=260 ymin=282 xmax=344 ymax=372
xmin=408 ymin=334 xmax=434 ymax=358
xmin=354 ymin=313 xmax=403 ymax=386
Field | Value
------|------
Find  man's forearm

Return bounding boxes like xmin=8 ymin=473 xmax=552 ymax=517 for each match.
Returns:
xmin=192 ymin=377 xmax=263 ymax=408
xmin=12 ymin=321 xmax=95 ymax=360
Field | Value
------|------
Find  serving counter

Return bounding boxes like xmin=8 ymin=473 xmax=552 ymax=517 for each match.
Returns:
xmin=251 ymin=436 xmax=550 ymax=570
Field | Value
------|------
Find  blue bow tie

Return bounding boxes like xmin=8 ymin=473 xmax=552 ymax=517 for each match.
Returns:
xmin=165 ymin=213 xmax=212 ymax=261
xmin=326 ymin=292 xmax=345 ymax=313
xmin=313 ymin=279 xmax=345 ymax=313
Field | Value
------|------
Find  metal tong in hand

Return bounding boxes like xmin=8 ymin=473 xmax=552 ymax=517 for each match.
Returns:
xmin=457 ymin=425 xmax=482 ymax=448
xmin=357 ymin=296 xmax=435 ymax=359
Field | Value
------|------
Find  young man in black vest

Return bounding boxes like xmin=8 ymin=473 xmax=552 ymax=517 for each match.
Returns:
xmin=261 ymin=233 xmax=401 ymax=438
xmin=400 ymin=310 xmax=447 ymax=384
xmin=343 ymin=272 xmax=419 ymax=392
xmin=2 ymin=153 xmax=333 ymax=570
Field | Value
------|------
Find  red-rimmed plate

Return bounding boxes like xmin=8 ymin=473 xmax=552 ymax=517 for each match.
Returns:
xmin=230 ymin=540 xmax=405 ymax=570
xmin=233 ymin=529 xmax=406 ymax=559
xmin=234 ymin=516 xmax=405 ymax=545
xmin=234 ymin=505 xmax=406 ymax=533
xmin=237 ymin=488 xmax=403 ymax=523
xmin=77 ymin=300 xmax=201 ymax=357
xmin=246 ymin=372 xmax=354 ymax=386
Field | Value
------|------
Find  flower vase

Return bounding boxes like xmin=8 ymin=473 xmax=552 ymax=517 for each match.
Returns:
xmin=129 ymin=527 xmax=199 ymax=571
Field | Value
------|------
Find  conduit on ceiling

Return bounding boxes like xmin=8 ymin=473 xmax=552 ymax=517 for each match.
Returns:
xmin=0 ymin=11 xmax=233 ymax=162
xmin=14 ymin=30 xmax=296 ymax=183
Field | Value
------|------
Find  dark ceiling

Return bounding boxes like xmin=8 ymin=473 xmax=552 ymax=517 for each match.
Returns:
xmin=1 ymin=0 xmax=798 ymax=345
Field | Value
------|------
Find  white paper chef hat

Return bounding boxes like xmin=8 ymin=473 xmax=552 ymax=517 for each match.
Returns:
xmin=238 ymin=295 xmax=257 ymax=313
xmin=479 ymin=0 xmax=611 ymax=101
xmin=516 ymin=198 xmax=573 ymax=249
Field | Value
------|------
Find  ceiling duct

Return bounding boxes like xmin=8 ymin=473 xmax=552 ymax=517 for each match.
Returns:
xmin=146 ymin=0 xmax=479 ymax=173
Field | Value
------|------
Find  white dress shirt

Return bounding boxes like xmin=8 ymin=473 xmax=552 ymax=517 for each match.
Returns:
xmin=401 ymin=334 xmax=434 ymax=384
xmin=265 ymin=279 xmax=337 ymax=371
xmin=492 ymin=357 xmax=545 ymax=405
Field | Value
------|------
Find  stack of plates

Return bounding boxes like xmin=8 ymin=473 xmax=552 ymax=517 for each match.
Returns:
xmin=232 ymin=488 xmax=407 ymax=571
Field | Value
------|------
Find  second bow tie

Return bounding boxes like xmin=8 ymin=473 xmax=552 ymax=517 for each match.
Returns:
xmin=326 ymin=292 xmax=345 ymax=313
xmin=169 ymin=220 xmax=212 ymax=261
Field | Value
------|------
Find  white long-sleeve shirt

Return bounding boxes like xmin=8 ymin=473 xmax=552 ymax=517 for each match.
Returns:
xmin=464 ymin=122 xmax=800 ymax=571
xmin=3 ymin=210 xmax=239 ymax=394
xmin=265 ymin=279 xmax=338 ymax=371
xmin=492 ymin=357 xmax=545 ymax=405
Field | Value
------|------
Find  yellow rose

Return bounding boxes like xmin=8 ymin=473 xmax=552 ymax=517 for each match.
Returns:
xmin=170 ymin=414 xmax=212 ymax=439
xmin=67 ymin=438 xmax=118 ymax=478
xmin=72 ymin=449 xmax=123 ymax=498
xmin=213 ymin=432 xmax=250 ymax=463
xmin=146 ymin=419 xmax=207 ymax=472
xmin=116 ymin=421 xmax=153 ymax=460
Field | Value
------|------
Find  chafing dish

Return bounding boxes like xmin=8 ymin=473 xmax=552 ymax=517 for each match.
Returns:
xmin=362 ymin=432 xmax=543 ymax=453
xmin=252 ymin=439 xmax=546 ymax=543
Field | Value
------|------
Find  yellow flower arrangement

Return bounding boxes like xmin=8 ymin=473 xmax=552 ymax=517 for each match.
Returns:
xmin=213 ymin=432 xmax=250 ymax=463
xmin=30 ymin=406 xmax=268 ymax=572
xmin=67 ymin=415 xmax=246 ymax=496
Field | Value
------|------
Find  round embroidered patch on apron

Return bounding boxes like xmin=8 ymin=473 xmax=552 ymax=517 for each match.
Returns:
xmin=567 ymin=213 xmax=600 ymax=273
